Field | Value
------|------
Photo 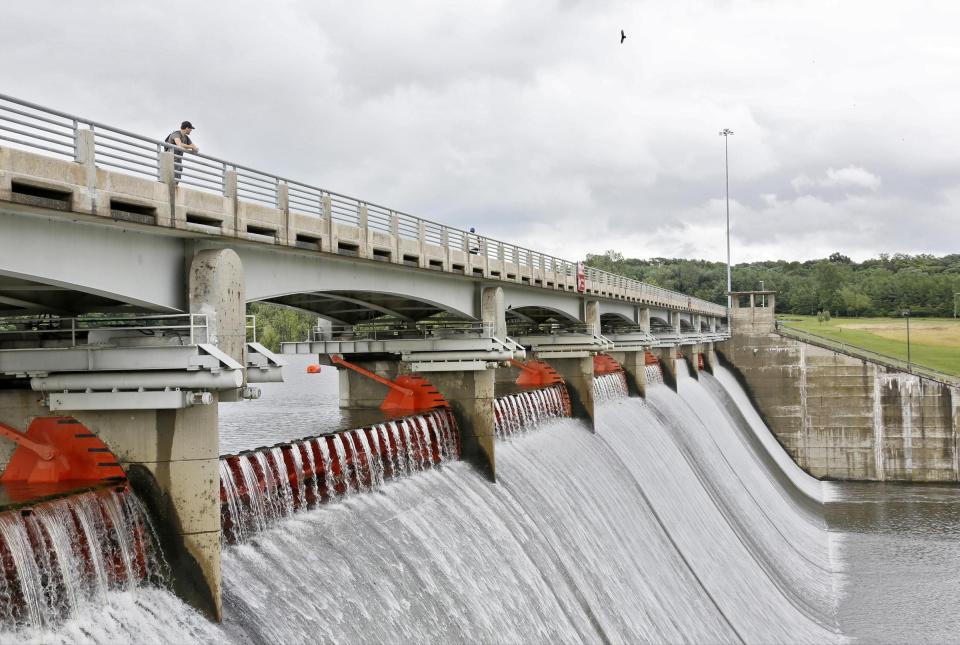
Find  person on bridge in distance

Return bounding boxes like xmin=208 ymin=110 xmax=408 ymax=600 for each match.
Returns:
xmin=165 ymin=121 xmax=199 ymax=182
xmin=468 ymin=227 xmax=480 ymax=254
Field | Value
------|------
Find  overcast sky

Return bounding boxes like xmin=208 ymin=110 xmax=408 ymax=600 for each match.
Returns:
xmin=4 ymin=1 xmax=959 ymax=263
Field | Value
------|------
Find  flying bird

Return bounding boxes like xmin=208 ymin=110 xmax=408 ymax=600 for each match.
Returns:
xmin=620 ymin=29 xmax=626 ymax=43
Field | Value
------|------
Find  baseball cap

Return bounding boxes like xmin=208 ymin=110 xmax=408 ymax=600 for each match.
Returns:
xmin=181 ymin=121 xmax=195 ymax=130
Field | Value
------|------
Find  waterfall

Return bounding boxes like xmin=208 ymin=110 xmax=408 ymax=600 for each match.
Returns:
xmin=645 ymin=363 xmax=664 ymax=385
xmin=494 ymin=384 xmax=570 ymax=438
xmin=0 ymin=487 xmax=167 ymax=632
xmin=219 ymin=409 xmax=459 ymax=544
xmin=593 ymin=371 xmax=629 ymax=402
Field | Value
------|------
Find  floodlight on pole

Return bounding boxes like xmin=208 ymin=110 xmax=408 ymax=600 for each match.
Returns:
xmin=719 ymin=128 xmax=734 ymax=310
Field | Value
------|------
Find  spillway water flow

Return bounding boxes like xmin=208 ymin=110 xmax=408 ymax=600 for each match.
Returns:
xmin=0 ymin=487 xmax=168 ymax=635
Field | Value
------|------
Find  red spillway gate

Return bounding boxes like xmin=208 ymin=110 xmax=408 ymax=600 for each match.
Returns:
xmin=0 ymin=418 xmax=126 ymax=484
xmin=329 ymin=355 xmax=449 ymax=413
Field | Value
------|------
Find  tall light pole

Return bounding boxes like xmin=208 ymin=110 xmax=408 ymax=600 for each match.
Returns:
xmin=902 ymin=309 xmax=912 ymax=372
xmin=954 ymin=292 xmax=960 ymax=318
xmin=719 ymin=128 xmax=734 ymax=309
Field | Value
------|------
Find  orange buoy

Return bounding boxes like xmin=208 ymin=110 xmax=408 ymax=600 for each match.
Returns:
xmin=306 ymin=364 xmax=322 ymax=374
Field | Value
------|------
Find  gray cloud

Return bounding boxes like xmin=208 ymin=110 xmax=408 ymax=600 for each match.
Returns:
xmin=2 ymin=0 xmax=958 ymax=263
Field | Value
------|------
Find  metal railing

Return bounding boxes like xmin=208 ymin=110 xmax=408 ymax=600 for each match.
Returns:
xmin=0 ymin=92 xmax=726 ymax=316
xmin=0 ymin=313 xmax=209 ymax=347
xmin=311 ymin=320 xmax=494 ymax=342
xmin=776 ymin=325 xmax=960 ymax=386
xmin=508 ymin=322 xmax=599 ymax=337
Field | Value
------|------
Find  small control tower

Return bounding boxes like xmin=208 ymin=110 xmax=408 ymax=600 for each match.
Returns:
xmin=728 ymin=290 xmax=776 ymax=335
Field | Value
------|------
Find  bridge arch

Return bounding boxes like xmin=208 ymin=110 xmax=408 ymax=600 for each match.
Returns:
xmin=253 ymin=289 xmax=475 ymax=325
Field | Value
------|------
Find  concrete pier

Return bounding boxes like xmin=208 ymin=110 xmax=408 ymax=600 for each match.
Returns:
xmin=549 ymin=356 xmax=595 ymax=431
xmin=429 ymin=370 xmax=497 ymax=481
xmin=652 ymin=347 xmax=678 ymax=392
xmin=609 ymin=350 xmax=646 ymax=398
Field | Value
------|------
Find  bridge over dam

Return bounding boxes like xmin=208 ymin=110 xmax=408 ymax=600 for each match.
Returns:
xmin=0 ymin=93 xmax=957 ymax=630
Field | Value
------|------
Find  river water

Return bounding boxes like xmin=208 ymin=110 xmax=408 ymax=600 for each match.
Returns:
xmin=2 ymin=355 xmax=958 ymax=643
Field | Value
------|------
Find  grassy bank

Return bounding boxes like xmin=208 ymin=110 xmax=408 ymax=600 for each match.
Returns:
xmin=778 ymin=315 xmax=960 ymax=377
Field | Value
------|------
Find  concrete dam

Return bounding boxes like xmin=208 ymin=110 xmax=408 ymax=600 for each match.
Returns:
xmin=0 ymin=94 xmax=958 ymax=643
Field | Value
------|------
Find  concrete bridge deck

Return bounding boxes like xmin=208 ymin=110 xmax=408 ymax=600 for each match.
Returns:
xmin=0 ymin=92 xmax=730 ymax=621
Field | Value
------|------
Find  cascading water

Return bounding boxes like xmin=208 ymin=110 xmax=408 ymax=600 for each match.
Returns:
xmin=645 ymin=363 xmax=664 ymax=385
xmin=593 ymin=370 xmax=629 ymax=402
xmin=9 ymin=355 xmax=956 ymax=643
xmin=493 ymin=384 xmax=569 ymax=438
xmin=219 ymin=409 xmax=458 ymax=544
xmin=0 ymin=487 xmax=167 ymax=635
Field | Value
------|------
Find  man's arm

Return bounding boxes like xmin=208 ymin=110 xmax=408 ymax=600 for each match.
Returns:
xmin=170 ymin=133 xmax=199 ymax=153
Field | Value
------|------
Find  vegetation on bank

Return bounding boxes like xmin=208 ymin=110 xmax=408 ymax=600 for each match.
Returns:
xmin=585 ymin=251 xmax=960 ymax=318
xmin=247 ymin=302 xmax=316 ymax=352
xmin=779 ymin=315 xmax=960 ymax=376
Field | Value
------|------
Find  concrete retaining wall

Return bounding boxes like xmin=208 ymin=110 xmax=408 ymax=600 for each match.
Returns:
xmin=720 ymin=296 xmax=960 ymax=482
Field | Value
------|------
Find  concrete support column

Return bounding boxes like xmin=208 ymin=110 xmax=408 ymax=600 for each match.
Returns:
xmin=188 ymin=249 xmax=246 ymax=370
xmin=702 ymin=343 xmax=717 ymax=374
xmin=429 ymin=370 xmax=496 ymax=481
xmin=683 ymin=343 xmax=701 ymax=379
xmin=637 ymin=307 xmax=651 ymax=333
xmin=671 ymin=310 xmax=682 ymax=336
xmin=653 ymin=347 xmax=678 ymax=392
xmin=481 ymin=286 xmax=507 ymax=339
xmin=585 ymin=300 xmax=600 ymax=335
xmin=609 ymin=350 xmax=646 ymax=398
xmin=548 ymin=356 xmax=595 ymax=431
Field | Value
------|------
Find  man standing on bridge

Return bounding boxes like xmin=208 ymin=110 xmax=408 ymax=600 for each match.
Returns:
xmin=165 ymin=121 xmax=199 ymax=182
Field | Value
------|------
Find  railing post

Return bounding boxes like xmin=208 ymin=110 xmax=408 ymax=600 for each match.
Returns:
xmin=322 ymin=193 xmax=333 ymax=253
xmin=390 ymin=211 xmax=401 ymax=264
xmin=359 ymin=203 xmax=369 ymax=258
xmin=224 ymin=167 xmax=239 ymax=237
xmin=156 ymin=149 xmax=174 ymax=228
xmin=75 ymin=128 xmax=97 ymax=214
xmin=278 ymin=181 xmax=290 ymax=245
xmin=417 ymin=220 xmax=427 ymax=267
xmin=441 ymin=226 xmax=450 ymax=270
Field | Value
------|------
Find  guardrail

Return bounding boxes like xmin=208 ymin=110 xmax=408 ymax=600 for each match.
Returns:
xmin=0 ymin=92 xmax=726 ymax=317
xmin=0 ymin=313 xmax=210 ymax=347
xmin=776 ymin=325 xmax=960 ymax=386
xmin=311 ymin=321 xmax=494 ymax=342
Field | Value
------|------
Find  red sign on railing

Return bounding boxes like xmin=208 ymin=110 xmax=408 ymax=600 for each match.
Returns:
xmin=576 ymin=261 xmax=586 ymax=293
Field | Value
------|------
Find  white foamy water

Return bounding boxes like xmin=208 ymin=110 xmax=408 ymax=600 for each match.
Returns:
xmin=8 ymin=360 xmax=958 ymax=643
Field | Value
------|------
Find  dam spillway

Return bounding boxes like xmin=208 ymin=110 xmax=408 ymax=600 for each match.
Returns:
xmin=0 ymin=359 xmax=957 ymax=643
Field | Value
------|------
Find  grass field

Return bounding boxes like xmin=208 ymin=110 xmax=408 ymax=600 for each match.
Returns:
xmin=778 ymin=315 xmax=960 ymax=377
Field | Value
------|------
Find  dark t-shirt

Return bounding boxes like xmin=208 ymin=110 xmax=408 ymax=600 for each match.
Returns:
xmin=165 ymin=130 xmax=192 ymax=154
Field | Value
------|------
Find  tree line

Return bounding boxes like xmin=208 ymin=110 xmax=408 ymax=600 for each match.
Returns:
xmin=247 ymin=302 xmax=317 ymax=352
xmin=584 ymin=251 xmax=960 ymax=318
xmin=246 ymin=251 xmax=960 ymax=352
